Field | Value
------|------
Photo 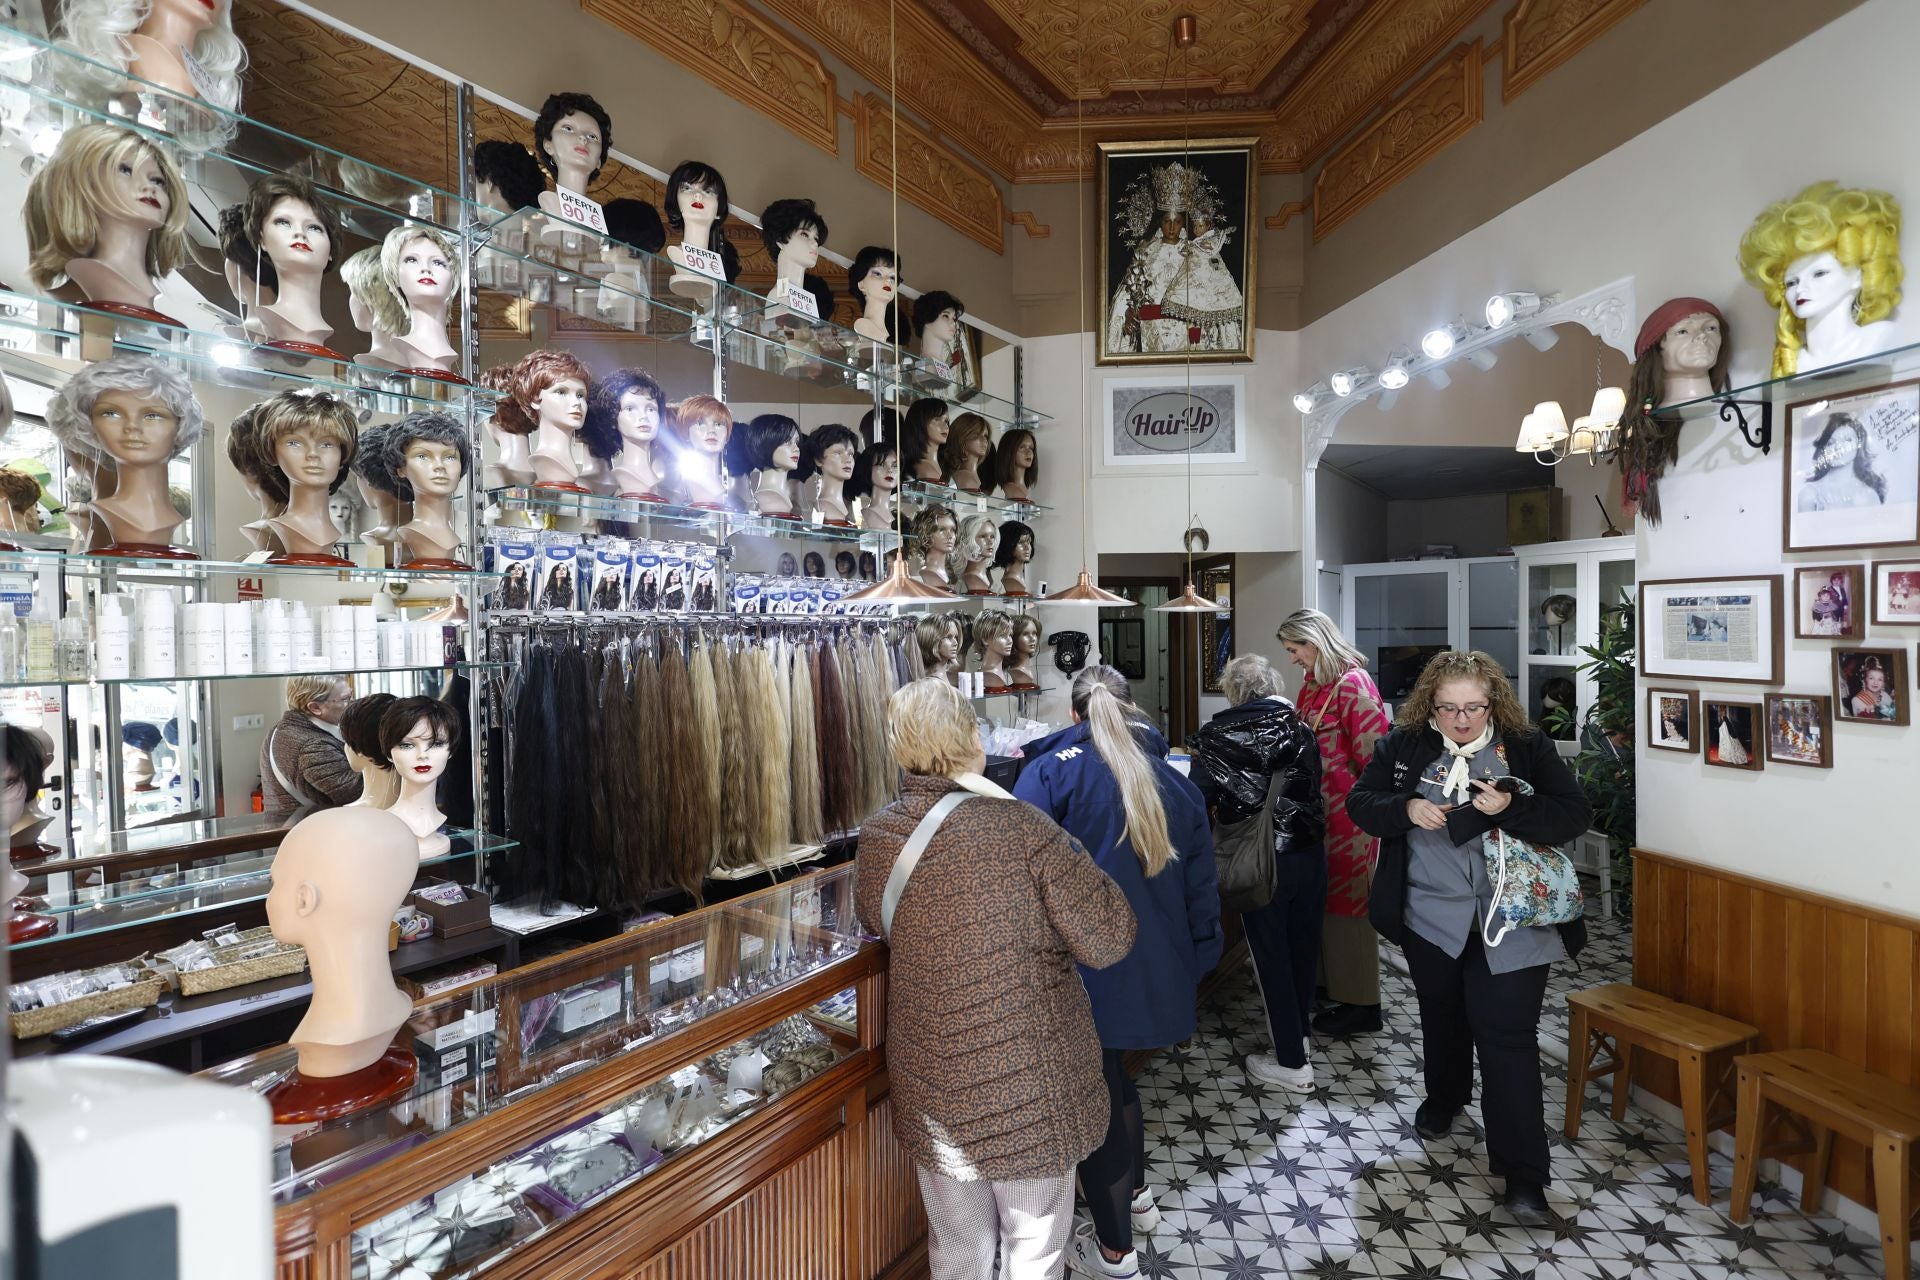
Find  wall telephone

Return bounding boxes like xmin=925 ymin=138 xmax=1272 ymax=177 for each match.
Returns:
xmin=1047 ymin=630 xmax=1090 ymax=674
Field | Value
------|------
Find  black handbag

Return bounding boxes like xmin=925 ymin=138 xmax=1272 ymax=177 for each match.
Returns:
xmin=1212 ymin=770 xmax=1282 ymax=913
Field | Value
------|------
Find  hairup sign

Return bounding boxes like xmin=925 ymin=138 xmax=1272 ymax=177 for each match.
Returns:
xmin=1102 ymin=373 xmax=1246 ymax=466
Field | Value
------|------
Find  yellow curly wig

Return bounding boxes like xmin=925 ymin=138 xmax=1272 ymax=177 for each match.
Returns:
xmin=1737 ymin=181 xmax=1903 ymax=377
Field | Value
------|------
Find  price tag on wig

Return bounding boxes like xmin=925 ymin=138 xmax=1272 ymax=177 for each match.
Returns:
xmin=679 ymin=245 xmax=725 ymax=280
xmin=780 ymin=280 xmax=820 ymax=321
xmin=554 ymin=187 xmax=608 ymax=235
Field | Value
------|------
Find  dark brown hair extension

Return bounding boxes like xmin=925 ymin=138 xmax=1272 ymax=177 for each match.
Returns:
xmin=657 ymin=642 xmax=712 ymax=898
xmin=844 ymin=638 xmax=881 ymax=820
xmin=498 ymin=635 xmax=553 ymax=905
xmin=788 ymin=643 xmax=823 ymax=845
xmin=816 ymin=642 xmax=854 ymax=834
xmin=708 ymin=640 xmax=757 ymax=871
xmin=629 ymin=635 xmax=669 ymax=894
xmin=594 ymin=644 xmax=645 ymax=908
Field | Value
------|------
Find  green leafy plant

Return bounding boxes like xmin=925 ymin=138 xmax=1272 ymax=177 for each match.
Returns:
xmin=1541 ymin=598 xmax=1637 ymax=915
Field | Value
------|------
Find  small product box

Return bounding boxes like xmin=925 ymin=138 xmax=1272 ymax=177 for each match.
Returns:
xmin=410 ymin=882 xmax=493 ymax=939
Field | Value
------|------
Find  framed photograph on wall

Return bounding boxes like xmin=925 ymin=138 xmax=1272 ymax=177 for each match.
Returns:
xmin=1871 ymin=559 xmax=1920 ymax=625
xmin=1832 ymin=646 xmax=1910 ymax=725
xmin=1097 ymin=137 xmax=1258 ymax=366
xmin=1702 ymin=699 xmax=1763 ymax=771
xmin=1783 ymin=378 xmax=1920 ymax=552
xmin=1793 ymin=564 xmax=1865 ymax=639
xmin=1639 ymin=576 xmax=1784 ymax=685
xmin=1763 ymin=693 xmax=1833 ymax=769
xmin=1646 ymin=688 xmax=1699 ymax=754
xmin=1196 ymin=555 xmax=1235 ymax=694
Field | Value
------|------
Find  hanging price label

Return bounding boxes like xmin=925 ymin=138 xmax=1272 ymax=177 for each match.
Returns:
xmin=554 ymin=186 xmax=608 ymax=235
xmin=678 ymin=245 xmax=725 ymax=280
xmin=779 ymin=280 xmax=820 ymax=321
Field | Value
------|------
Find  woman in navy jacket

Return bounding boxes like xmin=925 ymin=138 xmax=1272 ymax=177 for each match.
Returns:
xmin=1014 ymin=664 xmax=1220 ymax=1278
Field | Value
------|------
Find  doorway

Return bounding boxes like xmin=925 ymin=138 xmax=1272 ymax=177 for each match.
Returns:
xmin=1096 ymin=578 xmax=1187 ymax=738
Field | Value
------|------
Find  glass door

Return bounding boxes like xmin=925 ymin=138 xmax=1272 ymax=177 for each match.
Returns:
xmin=1347 ymin=564 xmax=1452 ymax=705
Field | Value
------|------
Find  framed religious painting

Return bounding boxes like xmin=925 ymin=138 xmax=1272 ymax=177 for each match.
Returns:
xmin=1871 ymin=559 xmax=1920 ymax=625
xmin=1763 ymin=693 xmax=1833 ymax=769
xmin=1782 ymin=378 xmax=1920 ymax=552
xmin=1097 ymin=138 xmax=1258 ymax=366
xmin=1639 ymin=576 xmax=1784 ymax=685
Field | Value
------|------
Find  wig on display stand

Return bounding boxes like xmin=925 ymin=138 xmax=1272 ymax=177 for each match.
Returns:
xmin=340 ymin=225 xmax=464 ymax=377
xmin=532 ymin=91 xmax=613 ymax=221
xmin=1616 ymin=297 xmax=1730 ymax=525
xmin=664 ymin=159 xmax=741 ymax=299
xmin=55 ymin=0 xmax=248 ymax=146
xmin=233 ymin=173 xmax=347 ymax=357
xmin=46 ymin=353 xmax=203 ymax=558
xmin=1737 ymin=180 xmax=1905 ymax=376
xmin=23 ymin=122 xmax=190 ymax=323
xmin=582 ymin=367 xmax=669 ymax=501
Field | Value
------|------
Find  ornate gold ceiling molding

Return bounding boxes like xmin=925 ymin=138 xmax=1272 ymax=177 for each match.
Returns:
xmin=854 ymin=93 xmax=1005 ymax=254
xmin=1264 ymin=201 xmax=1306 ymax=230
xmin=1502 ymin=0 xmax=1648 ymax=101
xmin=1310 ymin=41 xmax=1483 ymax=240
xmin=1007 ymin=210 xmax=1051 ymax=238
xmin=581 ymin=0 xmax=839 ymax=156
xmin=754 ymin=0 xmax=1041 ymax=180
xmin=1261 ymin=0 xmax=1494 ymax=173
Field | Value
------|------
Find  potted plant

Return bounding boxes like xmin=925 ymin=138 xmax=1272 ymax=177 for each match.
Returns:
xmin=1542 ymin=598 xmax=1636 ymax=915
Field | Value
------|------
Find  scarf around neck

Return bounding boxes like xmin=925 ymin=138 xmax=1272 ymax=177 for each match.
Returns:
xmin=1430 ymin=721 xmax=1495 ymax=804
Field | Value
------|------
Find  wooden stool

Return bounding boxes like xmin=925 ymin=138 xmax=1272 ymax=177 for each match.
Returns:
xmin=1564 ymin=983 xmax=1758 ymax=1204
xmin=1731 ymin=1049 xmax=1920 ymax=1280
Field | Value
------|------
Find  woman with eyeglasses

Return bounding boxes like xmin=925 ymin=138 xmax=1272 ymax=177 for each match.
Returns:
xmin=1346 ymin=651 xmax=1590 ymax=1227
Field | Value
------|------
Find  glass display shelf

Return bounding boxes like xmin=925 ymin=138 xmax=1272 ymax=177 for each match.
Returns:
xmin=0 ymin=290 xmax=498 ymax=413
xmin=10 ymin=809 xmax=295 ymax=879
xmin=900 ymin=480 xmax=1051 ymax=519
xmin=1658 ymin=338 xmax=1920 ymax=421
xmin=9 ymin=828 xmax=515 ymax=949
xmin=486 ymin=486 xmax=906 ymax=551
xmin=0 ymin=546 xmax=502 ymax=583
xmin=917 ymin=592 xmax=1044 ymax=610
xmin=0 ymin=658 xmax=501 ymax=693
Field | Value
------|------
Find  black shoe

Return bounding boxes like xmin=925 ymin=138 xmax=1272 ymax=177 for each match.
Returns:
xmin=1312 ymin=1002 xmax=1384 ymax=1037
xmin=1502 ymin=1179 xmax=1551 ymax=1227
xmin=1413 ymin=1102 xmax=1460 ymax=1140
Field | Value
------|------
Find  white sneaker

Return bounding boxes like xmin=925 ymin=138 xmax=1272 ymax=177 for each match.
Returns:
xmin=1067 ymin=1221 xmax=1139 ymax=1277
xmin=1246 ymin=1052 xmax=1314 ymax=1090
xmin=1130 ymin=1185 xmax=1161 ymax=1234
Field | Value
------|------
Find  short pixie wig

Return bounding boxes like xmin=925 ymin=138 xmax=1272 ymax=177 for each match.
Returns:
xmin=24 ymin=124 xmax=190 ymax=291
xmin=496 ymin=349 xmax=593 ymax=437
xmin=377 ymin=694 xmax=462 ymax=760
xmin=665 ymin=160 xmax=729 ymax=239
xmin=48 ymin=354 xmax=204 ymax=458
xmin=760 ymin=197 xmax=828 ymax=260
xmin=244 ymin=173 xmax=344 ymax=273
xmin=581 ymin=367 xmax=666 ymax=461
xmin=374 ymin=410 xmax=470 ymax=502
xmin=971 ymin=608 xmax=1014 ymax=659
xmin=796 ymin=422 xmax=859 ymax=482
xmin=226 ymin=402 xmax=285 ymax=510
xmin=533 ymin=92 xmax=612 ymax=184
xmin=253 ymin=389 xmax=359 ymax=494
xmin=350 ymin=420 xmax=402 ymax=497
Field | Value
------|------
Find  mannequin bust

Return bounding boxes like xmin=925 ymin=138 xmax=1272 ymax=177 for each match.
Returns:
xmin=940 ymin=412 xmax=993 ymax=494
xmin=476 ymin=363 xmax=532 ymax=490
xmin=984 ymin=428 xmax=1038 ymax=503
xmin=742 ymin=414 xmax=803 ymax=516
xmin=225 ymin=402 xmax=283 ymax=553
xmin=23 ymin=123 xmax=189 ymax=322
xmin=383 ymin=410 xmax=471 ymax=569
xmin=219 ymin=203 xmax=274 ymax=327
xmin=254 ymin=389 xmax=359 ymax=566
xmin=1618 ymin=297 xmax=1732 ymax=525
xmin=1739 ymin=181 xmax=1905 ymax=376
xmin=913 ymin=290 xmax=964 ymax=372
xmin=582 ymin=368 xmax=668 ymax=500
xmin=3 ymin=727 xmax=54 ymax=941
xmin=380 ymin=696 xmax=458 ymax=861
xmin=972 ymin=609 xmax=1013 ymax=692
xmin=847 ymin=246 xmax=903 ymax=345
xmin=1007 ymin=614 xmax=1042 ymax=691
xmin=341 ymin=692 xmax=399 ymax=811
xmin=341 ymin=226 xmax=463 ymax=375
xmin=667 ymin=394 xmax=734 ymax=509
xmin=4 ymin=725 xmax=57 ymax=866
xmin=59 ymin=0 xmax=248 ymax=110
xmin=901 ymin=398 xmax=950 ymax=485
xmin=348 ymin=421 xmax=408 ymax=565
xmin=664 ymin=160 xmax=740 ymax=299
xmin=848 ymin=439 xmax=898 ymax=531
xmin=47 ymin=355 xmax=203 ymax=557
xmin=914 ymin=614 xmax=958 ymax=684
xmin=237 ymin=174 xmax=344 ymax=355
xmin=473 ymin=139 xmax=547 ymax=217
xmin=264 ymin=807 xmax=419 ymax=1118
xmin=912 ymin=503 xmax=960 ymax=593
xmin=802 ymin=424 xmax=860 ymax=526
xmin=958 ymin=513 xmax=999 ymax=595
xmin=497 ymin=350 xmax=593 ymax=492
xmin=760 ymin=197 xmax=833 ymax=312
xmin=0 ymin=471 xmax=41 ymax=543
xmin=532 ymin=92 xmax=612 ymax=220
xmin=995 ymin=518 xmax=1034 ymax=597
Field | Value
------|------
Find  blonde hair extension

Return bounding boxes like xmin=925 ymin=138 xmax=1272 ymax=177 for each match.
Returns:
xmin=789 ymin=643 xmax=824 ymax=845
xmin=749 ymin=645 xmax=791 ymax=862
xmin=860 ymin=635 xmax=897 ymax=815
xmin=657 ymin=642 xmax=711 ymax=898
xmin=1072 ymin=666 xmax=1177 ymax=877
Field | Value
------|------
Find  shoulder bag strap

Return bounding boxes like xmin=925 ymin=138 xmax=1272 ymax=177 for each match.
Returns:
xmin=265 ymin=727 xmax=319 ymax=810
xmin=1310 ymin=670 xmax=1356 ymax=735
xmin=880 ymin=792 xmax=974 ymax=938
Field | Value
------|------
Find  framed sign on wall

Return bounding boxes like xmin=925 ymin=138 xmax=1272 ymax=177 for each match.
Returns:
xmin=1102 ymin=373 xmax=1247 ymax=466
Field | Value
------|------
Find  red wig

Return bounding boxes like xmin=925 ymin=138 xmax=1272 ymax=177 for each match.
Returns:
xmin=496 ymin=349 xmax=593 ymax=436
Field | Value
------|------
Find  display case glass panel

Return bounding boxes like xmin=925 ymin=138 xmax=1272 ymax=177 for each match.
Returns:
xmin=1526 ymin=561 xmax=1580 ymax=658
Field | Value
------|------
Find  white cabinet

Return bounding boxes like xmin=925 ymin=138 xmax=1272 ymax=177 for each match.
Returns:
xmin=1513 ymin=536 xmax=1635 ymax=746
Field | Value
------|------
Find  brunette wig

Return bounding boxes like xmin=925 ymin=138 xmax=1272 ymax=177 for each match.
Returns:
xmin=376 ymin=410 xmax=471 ymax=502
xmin=658 ymin=641 xmax=713 ymax=896
xmin=982 ymin=427 xmax=1039 ymax=494
xmin=496 ymin=349 xmax=593 ymax=437
xmin=741 ymin=414 xmax=802 ymax=473
xmin=378 ymin=694 xmax=461 ymax=761
xmin=533 ymin=92 xmax=613 ymax=184
xmin=845 ymin=438 xmax=897 ymax=506
xmin=938 ymin=411 xmax=992 ymax=480
xmin=588 ymin=645 xmax=640 ymax=907
xmin=604 ymin=197 xmax=666 ymax=254
xmin=254 ymin=389 xmax=359 ymax=495
xmin=665 ymin=161 xmax=742 ymax=280
xmin=227 ymin=401 xmax=286 ymax=510
xmin=220 ymin=203 xmax=271 ymax=292
xmin=340 ymin=693 xmax=397 ymax=770
xmin=3 ymin=723 xmax=51 ymax=799
xmin=994 ymin=518 xmax=1035 ymax=569
xmin=900 ymin=398 xmax=949 ymax=480
xmin=473 ymin=139 xmax=547 ymax=212
xmin=795 ymin=422 xmax=860 ymax=483
xmin=912 ymin=289 xmax=964 ymax=332
xmin=859 ymin=406 xmax=900 ymax=450
xmin=244 ymin=173 xmax=344 ymax=274
xmin=581 ymin=367 xmax=666 ymax=461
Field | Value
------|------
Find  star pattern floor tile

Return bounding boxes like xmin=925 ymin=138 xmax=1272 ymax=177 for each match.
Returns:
xmin=1111 ymin=910 xmax=1904 ymax=1279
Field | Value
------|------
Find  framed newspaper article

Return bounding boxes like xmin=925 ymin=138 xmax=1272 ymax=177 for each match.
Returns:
xmin=1639 ymin=576 xmax=1784 ymax=685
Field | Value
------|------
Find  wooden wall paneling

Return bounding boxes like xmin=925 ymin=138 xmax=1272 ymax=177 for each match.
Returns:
xmin=1866 ymin=923 xmax=1916 ymax=1086
xmin=1681 ymin=868 xmax=1719 ymax=1012
xmin=856 ymin=1095 xmax=926 ymax=1278
xmin=663 ymin=1137 xmax=847 ymax=1280
xmin=1785 ymin=894 xmax=1825 ymax=1052
xmin=1750 ymin=887 xmax=1790 ymax=1054
xmin=1653 ymin=857 xmax=1689 ymax=996
xmin=1824 ymin=911 xmax=1871 ymax=1066
xmin=1714 ymin=883 xmax=1754 ymax=1027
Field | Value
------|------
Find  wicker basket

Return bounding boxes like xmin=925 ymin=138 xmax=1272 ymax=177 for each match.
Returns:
xmin=177 ymin=928 xmax=308 ymax=997
xmin=11 ymin=975 xmax=164 ymax=1040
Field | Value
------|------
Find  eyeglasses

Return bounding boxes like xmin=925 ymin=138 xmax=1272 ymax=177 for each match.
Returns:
xmin=1434 ymin=703 xmax=1490 ymax=719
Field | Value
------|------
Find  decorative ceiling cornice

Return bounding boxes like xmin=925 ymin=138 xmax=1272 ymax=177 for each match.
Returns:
xmin=853 ymin=93 xmax=1006 ymax=253
xmin=1502 ymin=0 xmax=1648 ymax=102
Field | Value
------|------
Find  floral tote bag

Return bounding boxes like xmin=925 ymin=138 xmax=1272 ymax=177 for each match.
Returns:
xmin=1479 ymin=777 xmax=1585 ymax=947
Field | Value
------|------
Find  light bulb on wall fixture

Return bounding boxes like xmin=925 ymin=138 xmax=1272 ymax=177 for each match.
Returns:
xmin=1421 ymin=323 xmax=1469 ymax=360
xmin=1485 ymin=292 xmax=1543 ymax=329
xmin=1292 ymin=381 xmax=1329 ymax=414
xmin=1329 ymin=366 xmax=1370 ymax=397
xmin=1378 ymin=349 xmax=1413 ymax=390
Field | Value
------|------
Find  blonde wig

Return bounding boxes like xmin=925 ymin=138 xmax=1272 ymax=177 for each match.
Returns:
xmin=971 ymin=608 xmax=1014 ymax=665
xmin=58 ymin=0 xmax=248 ymax=110
xmin=379 ymin=226 xmax=463 ymax=329
xmin=938 ymin=412 xmax=994 ymax=479
xmin=886 ymin=677 xmax=981 ymax=778
xmin=788 ymin=644 xmax=824 ymax=845
xmin=48 ymin=354 xmax=204 ymax=458
xmin=1071 ymin=665 xmax=1175 ymax=876
xmin=687 ymin=638 xmax=726 ymax=870
xmin=253 ymin=389 xmax=358 ymax=494
xmin=24 ymin=124 xmax=190 ymax=291
xmin=1737 ymin=181 xmax=1904 ymax=377
xmin=958 ymin=513 xmax=999 ymax=566
xmin=1394 ymin=649 xmax=1532 ymax=737
xmin=1276 ymin=607 xmax=1368 ymax=689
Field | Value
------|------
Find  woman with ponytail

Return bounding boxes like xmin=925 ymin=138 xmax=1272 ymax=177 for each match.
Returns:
xmin=1013 ymin=665 xmax=1219 ymax=1277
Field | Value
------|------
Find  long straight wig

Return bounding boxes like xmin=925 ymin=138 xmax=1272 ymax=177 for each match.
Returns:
xmin=657 ymin=641 xmax=712 ymax=898
xmin=688 ymin=638 xmax=728 ymax=872
xmin=747 ymin=644 xmax=791 ymax=862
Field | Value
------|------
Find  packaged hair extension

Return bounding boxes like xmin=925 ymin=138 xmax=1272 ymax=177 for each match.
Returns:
xmin=749 ymin=644 xmax=791 ymax=862
xmin=788 ymin=642 xmax=823 ymax=845
xmin=628 ymin=547 xmax=662 ymax=612
xmin=688 ymin=551 xmax=719 ymax=613
xmin=819 ymin=582 xmax=845 ymax=615
xmin=657 ymin=548 xmax=688 ymax=611
xmin=488 ymin=533 xmax=539 ymax=613
xmin=731 ymin=575 xmax=762 ymax=614
xmin=763 ymin=582 xmax=789 ymax=615
xmin=588 ymin=539 xmax=632 ymax=613
xmin=534 ymin=535 xmax=583 ymax=614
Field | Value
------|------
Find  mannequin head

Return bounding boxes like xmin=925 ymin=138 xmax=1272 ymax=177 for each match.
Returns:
xmin=581 ymin=367 xmax=666 ymax=461
xmin=987 ymin=428 xmax=1039 ymax=491
xmin=24 ymin=123 xmax=190 ymax=292
xmin=668 ymin=394 xmax=733 ymax=462
xmin=901 ymin=398 xmax=950 ymax=474
xmin=379 ymin=695 xmax=460 ymax=784
xmin=761 ymin=198 xmax=828 ymax=274
xmin=835 ymin=550 xmax=856 ymax=578
xmin=743 ymin=414 xmax=803 ymax=474
xmin=1011 ymin=613 xmax=1041 ymax=663
xmin=497 ymin=349 xmax=593 ymax=438
xmin=848 ymin=245 xmax=900 ymax=315
xmin=912 ymin=503 xmax=958 ymax=556
xmin=48 ymin=354 xmax=203 ymax=467
xmin=226 ymin=401 xmax=285 ymax=511
xmin=342 ymin=226 xmax=464 ymax=337
xmin=665 ymin=160 xmax=729 ymax=249
xmin=0 ymin=470 xmax=42 ymax=532
xmin=799 ymin=423 xmax=860 ymax=485
xmin=473 ymin=139 xmax=547 ymax=214
xmin=914 ymin=614 xmax=951 ymax=671
xmin=912 ymin=290 xmax=964 ymax=349
xmin=845 ymin=439 xmax=898 ymax=504
xmin=803 ymin=551 xmax=826 ymax=578
xmin=939 ymin=412 xmax=992 ymax=479
xmin=533 ymin=92 xmax=612 ymax=186
xmin=255 ymin=390 xmax=358 ymax=496
xmin=380 ymin=410 xmax=470 ymax=503
xmin=959 ymin=513 xmax=999 ymax=564
xmin=3 ymin=724 xmax=51 ymax=833
xmin=265 ymin=806 xmax=417 ymax=967
xmin=1627 ymin=297 xmax=1731 ymax=410
xmin=995 ymin=518 xmax=1034 ymax=568
xmin=58 ymin=0 xmax=248 ymax=110
xmin=973 ymin=609 xmax=1014 ymax=663
xmin=1738 ymin=181 xmax=1903 ymax=376
xmin=777 ymin=552 xmax=798 ymax=576
xmin=340 ymin=691 xmax=397 ymax=775
xmin=220 ymin=203 xmax=273 ymax=293
xmin=243 ymin=173 xmax=342 ymax=278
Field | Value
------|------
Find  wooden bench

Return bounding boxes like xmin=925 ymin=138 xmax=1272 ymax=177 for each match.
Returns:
xmin=1731 ymin=1049 xmax=1920 ymax=1280
xmin=1564 ymin=983 xmax=1759 ymax=1204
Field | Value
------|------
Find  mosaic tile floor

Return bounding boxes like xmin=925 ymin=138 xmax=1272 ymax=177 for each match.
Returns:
xmin=1119 ymin=910 xmax=1896 ymax=1279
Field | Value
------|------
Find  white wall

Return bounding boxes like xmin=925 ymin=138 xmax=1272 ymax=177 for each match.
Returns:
xmin=1298 ymin=0 xmax=1920 ymax=913
xmin=1315 ymin=466 xmax=1388 ymax=570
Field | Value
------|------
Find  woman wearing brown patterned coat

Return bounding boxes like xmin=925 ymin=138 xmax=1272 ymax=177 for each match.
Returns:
xmin=857 ymin=677 xmax=1136 ymax=1280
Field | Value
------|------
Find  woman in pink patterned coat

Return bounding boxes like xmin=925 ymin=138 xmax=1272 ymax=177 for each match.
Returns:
xmin=1279 ymin=609 xmax=1391 ymax=1036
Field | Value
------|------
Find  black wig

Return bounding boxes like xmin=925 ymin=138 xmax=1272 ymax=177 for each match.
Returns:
xmin=378 ymin=694 xmax=462 ymax=760
xmin=532 ymin=92 xmax=613 ymax=184
xmin=759 ymin=197 xmax=827 ymax=260
xmin=912 ymin=289 xmax=964 ymax=332
xmin=605 ymin=197 xmax=666 ymax=254
xmin=340 ymin=692 xmax=398 ymax=765
xmin=665 ymin=160 xmax=729 ymax=242
xmin=845 ymin=245 xmax=904 ymax=340
xmin=741 ymin=414 xmax=803 ymax=472
xmin=473 ymin=139 xmax=548 ymax=212
xmin=844 ymin=437 xmax=897 ymax=504
xmin=899 ymin=398 xmax=949 ymax=473
xmin=994 ymin=519 xmax=1034 ymax=569
xmin=581 ymin=367 xmax=667 ymax=462
xmin=795 ymin=422 xmax=861 ymax=483
xmin=3 ymin=724 xmax=51 ymax=798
